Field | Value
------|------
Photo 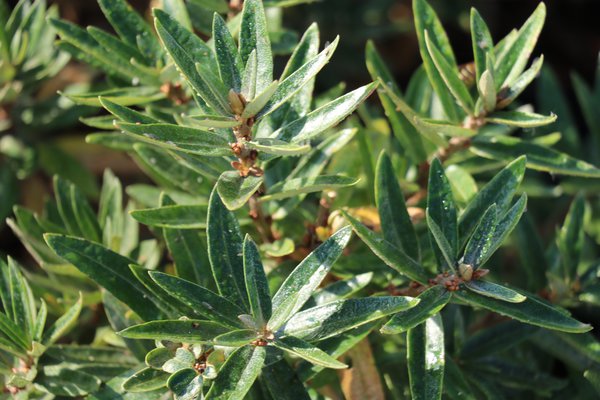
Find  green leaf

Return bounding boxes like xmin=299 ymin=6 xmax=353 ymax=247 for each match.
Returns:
xmin=241 ymin=50 xmax=258 ymax=100
xmin=213 ymin=329 xmax=258 ymax=346
xmin=407 ymin=314 xmax=445 ymax=400
xmin=37 ymin=364 xmax=101 ymax=397
xmin=216 ymin=172 xmax=264 ymax=210
xmin=494 ymin=3 xmax=546 ymax=88
xmin=62 ymin=87 xmax=165 ymax=107
xmin=454 ymin=289 xmax=592 ymax=333
xmin=413 ymin=0 xmax=460 ymax=121
xmin=413 ymin=117 xmax=477 ymax=138
xmin=1 ymin=258 xmax=35 ymax=339
xmin=485 ymin=110 xmax=557 ymax=127
xmin=478 ymin=194 xmax=527 ymax=266
xmin=44 ymin=234 xmax=161 ymax=320
xmin=446 ymin=165 xmax=477 ymax=205
xmin=239 ymin=0 xmax=272 ymax=94
xmin=478 ymin=69 xmax=497 ymax=113
xmin=205 ymin=345 xmax=266 ymax=400
xmin=427 ymin=209 xmax=457 ymax=270
xmin=53 ymin=176 xmax=84 ymax=237
xmin=207 ymin=188 xmax=249 ymax=310
xmin=243 ymin=235 xmax=272 ymax=325
xmin=273 ymin=336 xmax=347 ymax=369
xmin=463 ymin=204 xmax=497 ymax=267
xmin=425 ymin=31 xmax=473 ymax=113
xmin=375 ymin=152 xmax=419 ymax=261
xmin=97 ymin=0 xmax=160 ymax=56
xmin=257 ymin=37 xmax=339 ymax=119
xmin=459 ymin=156 xmax=526 ymax=242
xmin=428 ymin=158 xmax=458 ymax=269
xmin=168 ymin=368 xmax=203 ymax=400
xmin=313 ymin=272 xmax=373 ymax=305
xmin=262 ymin=360 xmax=311 ymax=400
xmin=42 ymin=294 xmax=83 ymax=346
xmin=470 ymin=8 xmax=494 ymax=83
xmin=497 ymin=55 xmax=544 ymax=109
xmin=459 ymin=320 xmax=538 ymax=359
xmin=130 ymin=205 xmax=208 ymax=229
xmin=365 ymin=41 xmax=426 ymax=162
xmin=558 ymin=194 xmax=586 ymax=280
xmin=275 ymin=82 xmax=377 ymax=142
xmin=343 ymin=211 xmax=429 ymax=283
xmin=471 ymin=136 xmax=600 ymax=178
xmin=153 ymin=9 xmax=230 ymax=115
xmin=280 ymin=296 xmax=419 ymax=341
xmin=150 ymin=272 xmax=245 ymax=328
xmin=161 ymin=195 xmax=209 ymax=285
xmin=117 ymin=122 xmax=231 ymax=156
xmin=245 ymin=139 xmax=310 ymax=156
xmin=584 ymin=370 xmax=600 ymax=395
xmin=213 ymin=13 xmax=243 ymax=91
xmin=119 ymin=319 xmax=229 ymax=342
xmin=381 ymin=285 xmax=452 ymax=334
xmin=162 ymin=0 xmax=192 ymax=31
xmin=122 ymin=368 xmax=170 ymax=392
xmin=242 ymin=80 xmax=279 ymax=118
xmin=268 ymin=226 xmax=352 ymax=331
xmin=464 ymin=280 xmax=526 ymax=303
xmin=260 ymin=175 xmax=358 ymax=202
xmin=100 ymin=98 xmax=159 ymax=125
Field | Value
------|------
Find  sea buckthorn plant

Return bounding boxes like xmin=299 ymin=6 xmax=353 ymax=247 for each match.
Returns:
xmin=2 ymin=0 xmax=600 ymax=398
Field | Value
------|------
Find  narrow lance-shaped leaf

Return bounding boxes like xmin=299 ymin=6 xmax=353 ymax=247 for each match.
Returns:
xmin=150 ymin=271 xmax=245 ymax=328
xmin=470 ymin=8 xmax=495 ymax=83
xmin=342 ymin=211 xmax=429 ymax=284
xmin=117 ymin=122 xmax=232 ymax=156
xmin=239 ymin=0 xmax=272 ymax=93
xmin=459 ymin=156 xmax=526 ymax=243
xmin=485 ymin=110 xmax=556 ymax=128
xmin=257 ymin=37 xmax=339 ymax=119
xmin=119 ymin=319 xmax=230 ymax=342
xmin=207 ymin=188 xmax=249 ymax=310
xmin=259 ymin=175 xmax=359 ymax=202
xmin=427 ymin=209 xmax=457 ymax=270
xmin=365 ymin=40 xmax=427 ymax=162
xmin=273 ymin=336 xmax=347 ymax=369
xmin=382 ymin=285 xmax=452 ymax=335
xmin=97 ymin=0 xmax=160 ymax=56
xmin=42 ymin=294 xmax=83 ymax=347
xmin=280 ymin=296 xmax=419 ymax=341
xmin=205 ymin=345 xmax=266 ymax=400
xmin=153 ymin=9 xmax=230 ymax=115
xmin=130 ymin=205 xmax=208 ymax=229
xmin=558 ymin=194 xmax=586 ymax=280
xmin=268 ymin=226 xmax=352 ymax=331
xmin=454 ymin=289 xmax=592 ymax=333
xmin=375 ymin=152 xmax=419 ymax=261
xmin=428 ymin=158 xmax=458 ymax=269
xmin=425 ymin=30 xmax=474 ymax=114
xmin=464 ymin=281 xmax=526 ymax=303
xmin=44 ymin=235 xmax=162 ymax=320
xmin=463 ymin=204 xmax=497 ymax=268
xmin=478 ymin=194 xmax=527 ymax=267
xmin=494 ymin=2 xmax=546 ymax=89
xmin=413 ymin=0 xmax=460 ymax=121
xmin=275 ymin=82 xmax=378 ymax=142
xmin=407 ymin=314 xmax=445 ymax=400
xmin=471 ymin=136 xmax=600 ymax=178
xmin=243 ymin=235 xmax=272 ymax=325
xmin=497 ymin=55 xmax=544 ymax=109
xmin=213 ymin=13 xmax=243 ymax=91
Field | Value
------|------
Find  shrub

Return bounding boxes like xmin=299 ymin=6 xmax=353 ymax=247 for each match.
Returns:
xmin=2 ymin=0 xmax=600 ymax=398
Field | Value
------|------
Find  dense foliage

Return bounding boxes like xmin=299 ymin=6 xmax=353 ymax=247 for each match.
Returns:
xmin=2 ymin=0 xmax=600 ymax=399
